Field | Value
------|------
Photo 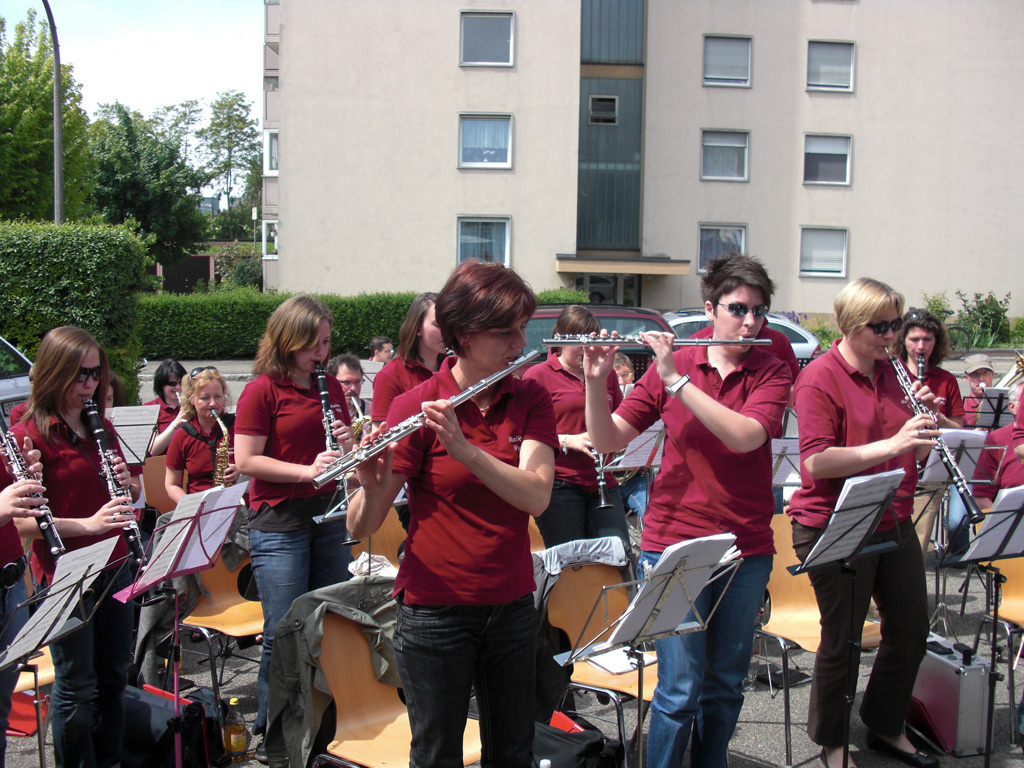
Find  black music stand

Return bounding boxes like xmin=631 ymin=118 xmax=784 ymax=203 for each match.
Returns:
xmin=555 ymin=532 xmax=741 ymax=768
xmin=973 ymin=388 xmax=1012 ymax=431
xmin=792 ymin=469 xmax=906 ymax=768
xmin=115 ymin=481 xmax=248 ymax=768
xmin=108 ymin=404 xmax=160 ymax=465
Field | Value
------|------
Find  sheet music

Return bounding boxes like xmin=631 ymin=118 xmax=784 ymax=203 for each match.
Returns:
xmin=975 ymin=387 xmax=1010 ymax=430
xmin=920 ymin=429 xmax=987 ymax=483
xmin=771 ymin=439 xmax=801 ymax=486
xmin=957 ymin=484 xmax=1024 ymax=562
xmin=109 ymin=405 xmax=159 ymax=465
xmin=606 ymin=421 xmax=665 ymax=472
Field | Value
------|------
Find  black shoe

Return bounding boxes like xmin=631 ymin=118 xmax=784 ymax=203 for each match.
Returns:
xmin=255 ymin=738 xmax=268 ymax=765
xmin=866 ymin=732 xmax=938 ymax=768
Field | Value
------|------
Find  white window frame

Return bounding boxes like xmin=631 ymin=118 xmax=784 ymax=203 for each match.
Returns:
xmin=804 ymin=134 xmax=851 ymax=185
xmin=807 ymin=40 xmax=855 ymax=92
xmin=703 ymin=35 xmax=752 ymax=87
xmin=457 ymin=216 xmax=511 ymax=266
xmin=588 ymin=95 xmax=618 ymax=125
xmin=458 ymin=114 xmax=513 ymax=169
xmin=700 ymin=130 xmax=749 ymax=182
xmin=262 ymin=220 xmax=279 ymax=260
xmin=799 ymin=227 xmax=847 ymax=277
xmin=698 ymin=224 xmax=747 ymax=273
xmin=263 ymin=130 xmax=279 ymax=176
xmin=459 ymin=11 xmax=514 ymax=67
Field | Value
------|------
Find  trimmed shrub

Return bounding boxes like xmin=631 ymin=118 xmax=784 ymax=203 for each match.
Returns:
xmin=536 ymin=288 xmax=590 ymax=305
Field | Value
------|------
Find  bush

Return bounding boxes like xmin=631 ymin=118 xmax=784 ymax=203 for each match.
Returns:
xmin=233 ymin=258 xmax=263 ymax=290
xmin=955 ymin=290 xmax=1011 ymax=348
xmin=1012 ymin=317 xmax=1024 ymax=346
xmin=0 ymin=221 xmax=148 ymax=401
xmin=920 ymin=291 xmax=953 ymax=319
xmin=808 ymin=323 xmax=841 ymax=350
xmin=536 ymin=288 xmax=590 ymax=304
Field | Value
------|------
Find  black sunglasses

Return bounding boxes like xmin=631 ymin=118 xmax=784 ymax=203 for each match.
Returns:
xmin=718 ymin=302 xmax=769 ymax=319
xmin=866 ymin=317 xmax=904 ymax=335
xmin=77 ymin=365 xmax=103 ymax=383
xmin=189 ymin=366 xmax=217 ymax=378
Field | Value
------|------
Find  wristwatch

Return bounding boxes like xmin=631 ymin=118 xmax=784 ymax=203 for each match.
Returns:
xmin=666 ymin=374 xmax=690 ymax=396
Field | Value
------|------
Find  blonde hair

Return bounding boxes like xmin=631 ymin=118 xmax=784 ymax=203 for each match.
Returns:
xmin=253 ymin=295 xmax=334 ymax=379
xmin=180 ymin=368 xmax=232 ymax=421
xmin=833 ymin=278 xmax=904 ymax=336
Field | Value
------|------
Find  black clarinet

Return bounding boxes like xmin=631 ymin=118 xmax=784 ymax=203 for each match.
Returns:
xmin=315 ymin=362 xmax=340 ymax=452
xmin=917 ymin=354 xmax=927 ymax=384
xmin=0 ymin=416 xmax=65 ymax=558
xmin=889 ymin=355 xmax=985 ymax=525
xmin=82 ymin=400 xmax=147 ymax=565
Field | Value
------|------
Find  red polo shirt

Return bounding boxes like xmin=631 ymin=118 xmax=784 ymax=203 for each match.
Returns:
xmin=522 ymin=353 xmax=622 ymax=489
xmin=1014 ymin=407 xmax=1024 ymax=451
xmin=12 ymin=415 xmax=140 ymax=579
xmin=143 ymin=397 xmax=180 ymax=433
xmin=615 ymin=346 xmax=791 ymax=557
xmin=166 ymin=417 xmax=234 ymax=495
xmin=894 ymin=363 xmax=964 ymax=421
xmin=788 ymin=342 xmax=920 ymax=531
xmin=972 ymin=424 xmax=1024 ymax=502
xmin=388 ymin=356 xmax=557 ymax=605
xmin=235 ymin=373 xmax=350 ymax=513
xmin=0 ymin=473 xmax=26 ymax=566
xmin=371 ymin=356 xmax=435 ymax=423
xmin=692 ymin=323 xmax=801 ymax=382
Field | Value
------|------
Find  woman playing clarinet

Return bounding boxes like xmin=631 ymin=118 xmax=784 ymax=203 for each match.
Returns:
xmin=788 ymin=278 xmax=938 ymax=768
xmin=349 ymin=261 xmax=557 ymax=768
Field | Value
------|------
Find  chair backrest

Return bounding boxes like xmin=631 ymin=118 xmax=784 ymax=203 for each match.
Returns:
xmin=761 ymin=515 xmax=824 ymax=631
xmin=991 ymin=554 xmax=1024 ymax=620
xmin=351 ymin=506 xmax=406 ymax=567
xmin=528 ymin=517 xmax=546 ymax=553
xmin=547 ymin=563 xmax=630 ymax=649
xmin=142 ymin=455 xmax=176 ymax=515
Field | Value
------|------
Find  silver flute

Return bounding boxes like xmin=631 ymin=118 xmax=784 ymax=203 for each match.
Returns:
xmin=0 ymin=416 xmax=65 ymax=558
xmin=83 ymin=399 xmax=147 ymax=565
xmin=888 ymin=355 xmax=985 ymax=525
xmin=543 ymin=333 xmax=771 ymax=347
xmin=312 ymin=349 xmax=541 ymax=488
xmin=315 ymin=361 xmax=340 ymax=451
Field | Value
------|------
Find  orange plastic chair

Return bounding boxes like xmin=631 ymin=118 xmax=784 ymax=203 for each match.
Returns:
xmin=351 ymin=507 xmax=407 ymax=567
xmin=312 ymin=612 xmax=482 ymax=768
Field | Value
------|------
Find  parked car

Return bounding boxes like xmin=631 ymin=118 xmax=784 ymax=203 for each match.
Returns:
xmin=525 ymin=304 xmax=675 ymax=380
xmin=0 ymin=336 xmax=31 ymax=423
xmin=662 ymin=309 xmax=822 ymax=369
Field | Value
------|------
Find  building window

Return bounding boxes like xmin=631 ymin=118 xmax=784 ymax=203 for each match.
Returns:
xmin=703 ymin=36 xmax=751 ymax=87
xmin=264 ymin=130 xmax=279 ymax=175
xmin=699 ymin=225 xmax=746 ymax=272
xmin=457 ymin=217 xmax=510 ymax=266
xmin=807 ymin=41 xmax=854 ymax=91
xmin=460 ymin=12 xmax=514 ymax=66
xmin=800 ymin=227 xmax=847 ymax=276
xmin=459 ymin=115 xmax=512 ymax=168
xmin=804 ymin=135 xmax=851 ymax=185
xmin=262 ymin=220 xmax=279 ymax=259
xmin=701 ymin=130 xmax=749 ymax=181
xmin=589 ymin=96 xmax=618 ymax=125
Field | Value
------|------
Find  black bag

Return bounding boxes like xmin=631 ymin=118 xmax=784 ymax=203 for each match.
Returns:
xmin=534 ymin=719 xmax=622 ymax=768
xmin=122 ymin=685 xmax=230 ymax=768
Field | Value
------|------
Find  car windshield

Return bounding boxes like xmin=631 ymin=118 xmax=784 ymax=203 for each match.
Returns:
xmin=0 ymin=338 xmax=29 ymax=379
xmin=526 ymin=314 xmax=669 ymax=351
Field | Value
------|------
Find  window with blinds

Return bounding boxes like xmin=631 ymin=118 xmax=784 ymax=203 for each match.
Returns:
xmin=804 ymin=135 xmax=851 ymax=184
xmin=807 ymin=41 xmax=854 ymax=91
xmin=701 ymin=131 xmax=749 ymax=181
xmin=800 ymin=228 xmax=847 ymax=276
xmin=703 ymin=36 xmax=752 ymax=87
xmin=459 ymin=115 xmax=512 ymax=168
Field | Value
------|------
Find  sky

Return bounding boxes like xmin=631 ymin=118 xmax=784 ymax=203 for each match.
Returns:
xmin=0 ymin=0 xmax=264 ymax=124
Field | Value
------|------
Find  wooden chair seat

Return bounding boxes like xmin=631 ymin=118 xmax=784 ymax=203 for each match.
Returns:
xmin=14 ymin=648 xmax=54 ymax=694
xmin=181 ymin=556 xmax=264 ymax=637
xmin=351 ymin=507 xmax=407 ymax=567
xmin=319 ymin=612 xmax=482 ymax=768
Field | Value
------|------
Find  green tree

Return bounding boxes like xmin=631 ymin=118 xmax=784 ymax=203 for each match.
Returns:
xmin=0 ymin=11 xmax=92 ymax=221
xmin=91 ymin=102 xmax=210 ymax=265
xmin=152 ymin=98 xmax=204 ymax=167
xmin=197 ymin=90 xmax=260 ymax=202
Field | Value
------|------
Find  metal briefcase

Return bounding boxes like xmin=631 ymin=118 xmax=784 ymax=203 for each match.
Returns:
xmin=908 ymin=634 xmax=990 ymax=757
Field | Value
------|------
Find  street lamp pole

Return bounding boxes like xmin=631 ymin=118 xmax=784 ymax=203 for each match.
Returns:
xmin=41 ymin=0 xmax=64 ymax=223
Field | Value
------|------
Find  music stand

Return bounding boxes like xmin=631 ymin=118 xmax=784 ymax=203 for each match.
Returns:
xmin=108 ymin=405 xmax=160 ymax=465
xmin=115 ymin=481 xmax=248 ymax=768
xmin=555 ymin=533 xmax=740 ymax=768
xmin=973 ymin=388 xmax=1012 ymax=431
xmin=792 ymin=469 xmax=906 ymax=768
xmin=943 ymin=484 xmax=1024 ymax=768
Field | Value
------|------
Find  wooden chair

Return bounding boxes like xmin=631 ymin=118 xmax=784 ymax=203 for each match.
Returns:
xmin=528 ymin=516 xmax=546 ymax=553
xmin=755 ymin=514 xmax=882 ymax=766
xmin=313 ymin=612 xmax=482 ymax=768
xmin=546 ymin=562 xmax=654 ymax=768
xmin=10 ymin=648 xmax=55 ymax=762
xmin=351 ymin=507 xmax=407 ymax=567
xmin=142 ymin=455 xmax=177 ymax=516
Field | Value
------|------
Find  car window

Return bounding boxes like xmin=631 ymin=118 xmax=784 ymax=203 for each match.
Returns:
xmin=598 ymin=316 xmax=670 ymax=338
xmin=670 ymin=319 xmax=710 ymax=339
xmin=0 ymin=338 xmax=30 ymax=379
xmin=525 ymin=316 xmax=558 ymax=353
xmin=766 ymin=321 xmax=807 ymax=345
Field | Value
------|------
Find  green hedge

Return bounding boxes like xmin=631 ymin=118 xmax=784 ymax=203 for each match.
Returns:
xmin=0 ymin=221 xmax=148 ymax=400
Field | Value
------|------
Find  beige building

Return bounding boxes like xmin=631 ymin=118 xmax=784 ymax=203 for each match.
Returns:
xmin=263 ymin=0 xmax=1024 ymax=316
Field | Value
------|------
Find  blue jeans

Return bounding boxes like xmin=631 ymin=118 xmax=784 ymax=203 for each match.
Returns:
xmin=640 ymin=550 xmax=772 ymax=768
xmin=395 ymin=593 xmax=536 ymax=768
xmin=0 ymin=576 xmax=28 ymax=768
xmin=622 ymin=472 xmax=651 ymax=519
xmin=535 ymin=481 xmax=629 ymax=549
xmin=50 ymin=567 xmax=133 ymax=768
xmin=249 ymin=520 xmax=351 ymax=733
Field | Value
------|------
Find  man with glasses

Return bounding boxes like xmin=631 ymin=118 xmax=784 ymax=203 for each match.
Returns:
xmin=962 ymin=353 xmax=996 ymax=427
xmin=368 ymin=336 xmax=394 ymax=363
xmin=327 ymin=354 xmax=367 ymax=423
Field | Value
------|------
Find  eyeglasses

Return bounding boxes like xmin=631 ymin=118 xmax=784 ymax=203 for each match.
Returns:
xmin=718 ymin=303 xmax=769 ymax=319
xmin=166 ymin=379 xmax=181 ymax=388
xmin=77 ymin=365 xmax=103 ymax=383
xmin=866 ymin=318 xmax=904 ymax=335
xmin=189 ymin=366 xmax=216 ymax=378
xmin=337 ymin=378 xmax=362 ymax=387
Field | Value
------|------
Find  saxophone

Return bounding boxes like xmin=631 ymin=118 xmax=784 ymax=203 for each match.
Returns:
xmin=211 ymin=409 xmax=234 ymax=487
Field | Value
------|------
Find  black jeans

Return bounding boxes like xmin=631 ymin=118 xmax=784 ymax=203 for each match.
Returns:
xmin=535 ymin=480 xmax=629 ymax=550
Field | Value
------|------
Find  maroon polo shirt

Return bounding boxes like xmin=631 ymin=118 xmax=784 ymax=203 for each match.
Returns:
xmin=894 ymin=361 xmax=963 ymax=421
xmin=972 ymin=424 xmax=1024 ymax=502
xmin=523 ymin=353 xmax=622 ymax=490
xmin=387 ymin=356 xmax=557 ymax=605
xmin=371 ymin=356 xmax=435 ymax=423
xmin=12 ymin=415 xmax=140 ymax=579
xmin=1014 ymin=407 xmax=1024 ymax=451
xmin=0 ymin=473 xmax=26 ymax=566
xmin=788 ymin=341 xmax=920 ymax=531
xmin=615 ymin=346 xmax=791 ymax=557
xmin=234 ymin=373 xmax=350 ymax=514
xmin=692 ymin=323 xmax=801 ymax=383
xmin=144 ymin=397 xmax=180 ymax=433
xmin=166 ymin=417 xmax=234 ymax=495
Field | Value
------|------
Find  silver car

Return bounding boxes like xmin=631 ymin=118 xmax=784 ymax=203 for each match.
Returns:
xmin=0 ymin=336 xmax=31 ymax=423
xmin=662 ymin=309 xmax=822 ymax=368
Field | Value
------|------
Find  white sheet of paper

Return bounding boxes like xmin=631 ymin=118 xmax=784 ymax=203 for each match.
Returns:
xmin=109 ymin=405 xmax=160 ymax=465
xmin=920 ymin=429 xmax=987 ymax=483
xmin=959 ymin=484 xmax=1024 ymax=562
